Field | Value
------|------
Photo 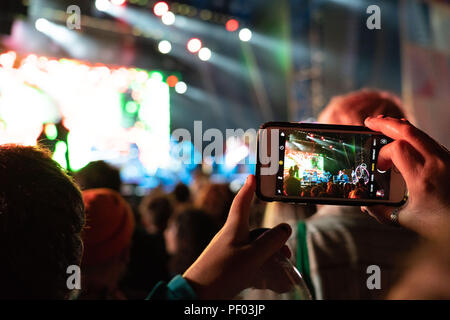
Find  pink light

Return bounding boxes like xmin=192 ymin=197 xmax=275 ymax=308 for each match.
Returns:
xmin=153 ymin=2 xmax=169 ymax=16
xmin=225 ymin=19 xmax=239 ymax=32
xmin=187 ymin=38 xmax=202 ymax=53
xmin=111 ymin=0 xmax=127 ymax=6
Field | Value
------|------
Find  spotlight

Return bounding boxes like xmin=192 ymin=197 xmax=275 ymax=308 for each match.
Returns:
xmin=150 ymin=71 xmax=164 ymax=81
xmin=187 ymin=38 xmax=202 ymax=53
xmin=161 ymin=11 xmax=175 ymax=25
xmin=153 ymin=1 xmax=169 ymax=17
xmin=238 ymin=28 xmax=252 ymax=42
xmin=158 ymin=40 xmax=172 ymax=54
xmin=321 ymin=136 xmax=325 ymax=141
xmin=95 ymin=0 xmax=110 ymax=11
xmin=0 ymin=51 xmax=16 ymax=68
xmin=175 ymin=81 xmax=187 ymax=94
xmin=136 ymin=70 xmax=149 ymax=83
xmin=125 ymin=101 xmax=138 ymax=114
xmin=225 ymin=19 xmax=239 ymax=32
xmin=166 ymin=75 xmax=178 ymax=87
xmin=35 ymin=18 xmax=50 ymax=32
xmin=111 ymin=0 xmax=127 ymax=6
xmin=198 ymin=47 xmax=211 ymax=61
xmin=44 ymin=123 xmax=58 ymax=140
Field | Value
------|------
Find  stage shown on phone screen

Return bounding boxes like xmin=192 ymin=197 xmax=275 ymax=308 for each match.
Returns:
xmin=278 ymin=130 xmax=390 ymax=200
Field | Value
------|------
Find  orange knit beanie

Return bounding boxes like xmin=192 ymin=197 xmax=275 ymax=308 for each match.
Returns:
xmin=81 ymin=188 xmax=135 ymax=266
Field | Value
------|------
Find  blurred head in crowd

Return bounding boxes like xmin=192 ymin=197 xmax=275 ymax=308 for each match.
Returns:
xmin=349 ymin=188 xmax=366 ymax=199
xmin=172 ymin=182 xmax=191 ymax=204
xmin=194 ymin=183 xmax=235 ymax=227
xmin=190 ymin=168 xmax=210 ymax=196
xmin=318 ymin=89 xmax=405 ymax=125
xmin=80 ymin=188 xmax=135 ymax=300
xmin=74 ymin=160 xmax=121 ymax=192
xmin=164 ymin=208 xmax=218 ymax=275
xmin=139 ymin=194 xmax=173 ymax=235
xmin=0 ymin=145 xmax=84 ymax=299
xmin=311 ymin=185 xmax=322 ymax=197
xmin=343 ymin=183 xmax=352 ymax=197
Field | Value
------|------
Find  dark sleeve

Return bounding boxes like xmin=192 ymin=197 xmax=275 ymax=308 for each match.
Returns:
xmin=146 ymin=275 xmax=198 ymax=300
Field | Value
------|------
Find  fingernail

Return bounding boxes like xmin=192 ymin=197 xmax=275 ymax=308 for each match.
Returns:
xmin=401 ymin=118 xmax=409 ymax=122
xmin=376 ymin=114 xmax=385 ymax=119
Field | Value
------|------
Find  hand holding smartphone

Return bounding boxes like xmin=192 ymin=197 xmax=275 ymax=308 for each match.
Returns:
xmin=256 ymin=122 xmax=407 ymax=206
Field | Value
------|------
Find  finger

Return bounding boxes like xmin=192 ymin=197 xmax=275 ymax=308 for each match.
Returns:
xmin=280 ymin=245 xmax=292 ymax=259
xmin=250 ymin=223 xmax=292 ymax=264
xmin=376 ymin=140 xmax=425 ymax=183
xmin=225 ymin=174 xmax=256 ymax=231
xmin=361 ymin=205 xmax=394 ymax=225
xmin=365 ymin=116 xmax=440 ymax=157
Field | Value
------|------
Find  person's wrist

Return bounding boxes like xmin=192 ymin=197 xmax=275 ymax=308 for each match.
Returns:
xmin=182 ymin=272 xmax=225 ymax=300
xmin=182 ymin=274 xmax=208 ymax=299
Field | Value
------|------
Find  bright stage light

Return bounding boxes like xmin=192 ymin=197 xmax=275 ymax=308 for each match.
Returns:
xmin=0 ymin=51 xmax=173 ymax=175
xmin=166 ymin=75 xmax=179 ymax=87
xmin=161 ymin=11 xmax=175 ymax=25
xmin=150 ymin=71 xmax=164 ymax=81
xmin=53 ymin=141 xmax=68 ymax=169
xmin=45 ymin=123 xmax=58 ymax=140
xmin=125 ymin=101 xmax=138 ymax=114
xmin=175 ymin=81 xmax=187 ymax=94
xmin=153 ymin=2 xmax=169 ymax=16
xmin=225 ymin=19 xmax=239 ymax=32
xmin=95 ymin=0 xmax=111 ymax=12
xmin=239 ymin=28 xmax=252 ymax=42
xmin=187 ymin=38 xmax=202 ymax=53
xmin=0 ymin=51 xmax=16 ymax=68
xmin=198 ymin=47 xmax=211 ymax=61
xmin=35 ymin=18 xmax=51 ymax=32
xmin=158 ymin=40 xmax=172 ymax=54
xmin=111 ymin=0 xmax=127 ymax=6
xmin=136 ymin=70 xmax=149 ymax=83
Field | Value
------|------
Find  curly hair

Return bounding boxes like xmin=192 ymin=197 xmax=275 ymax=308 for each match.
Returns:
xmin=0 ymin=145 xmax=85 ymax=299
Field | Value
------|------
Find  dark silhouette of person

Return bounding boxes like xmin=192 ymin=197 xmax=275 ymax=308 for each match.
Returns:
xmin=285 ymin=167 xmax=301 ymax=196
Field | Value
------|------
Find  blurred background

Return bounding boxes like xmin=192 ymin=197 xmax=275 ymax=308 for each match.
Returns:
xmin=0 ymin=0 xmax=448 ymax=193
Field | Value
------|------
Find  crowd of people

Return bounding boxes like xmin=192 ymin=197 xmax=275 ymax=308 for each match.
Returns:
xmin=0 ymin=89 xmax=449 ymax=300
xmin=285 ymin=175 xmax=368 ymax=199
xmin=73 ymin=161 xmax=238 ymax=299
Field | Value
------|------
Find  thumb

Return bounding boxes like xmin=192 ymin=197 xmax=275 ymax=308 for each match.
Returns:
xmin=362 ymin=205 xmax=395 ymax=225
xmin=250 ymin=223 xmax=292 ymax=264
xmin=225 ymin=174 xmax=256 ymax=231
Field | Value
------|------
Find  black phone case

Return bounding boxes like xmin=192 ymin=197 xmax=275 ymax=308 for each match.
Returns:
xmin=255 ymin=121 xmax=407 ymax=207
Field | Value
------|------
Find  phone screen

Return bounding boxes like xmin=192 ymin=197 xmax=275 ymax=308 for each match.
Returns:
xmin=274 ymin=128 xmax=392 ymax=201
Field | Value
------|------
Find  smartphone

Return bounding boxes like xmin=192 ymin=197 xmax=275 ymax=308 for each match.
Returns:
xmin=255 ymin=122 xmax=407 ymax=206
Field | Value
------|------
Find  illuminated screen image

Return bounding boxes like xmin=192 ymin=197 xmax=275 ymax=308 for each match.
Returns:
xmin=0 ymin=52 xmax=174 ymax=187
xmin=279 ymin=129 xmax=391 ymax=200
